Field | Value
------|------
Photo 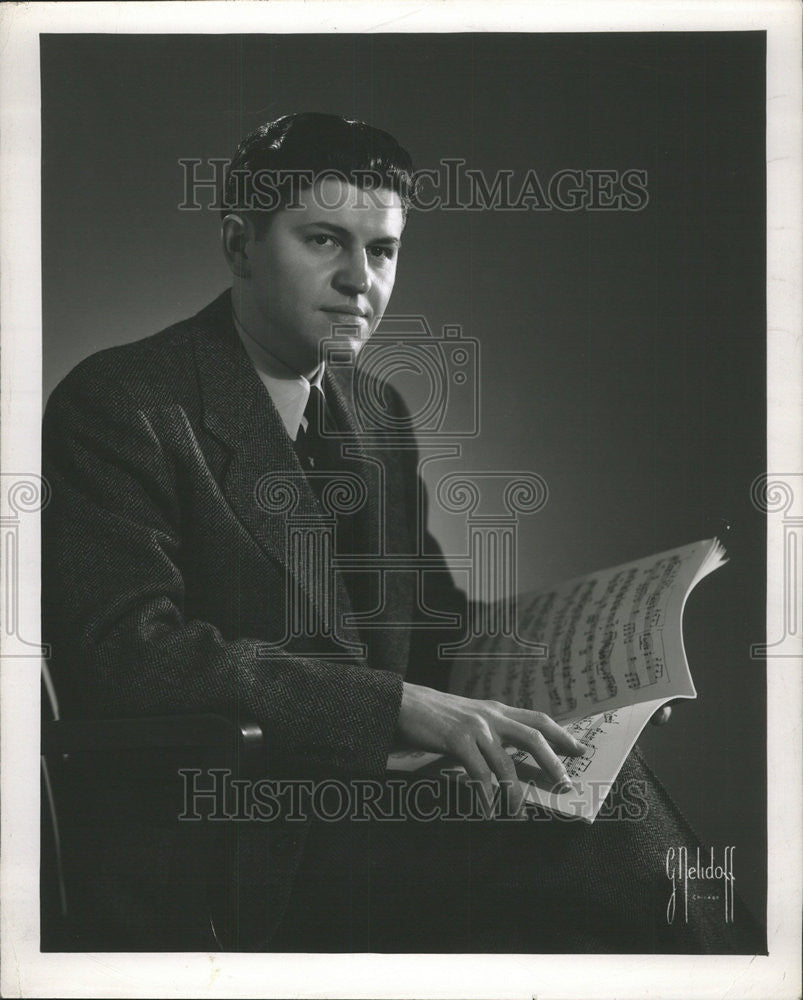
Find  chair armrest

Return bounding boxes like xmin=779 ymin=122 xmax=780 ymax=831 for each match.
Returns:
xmin=42 ymin=714 xmax=265 ymax=777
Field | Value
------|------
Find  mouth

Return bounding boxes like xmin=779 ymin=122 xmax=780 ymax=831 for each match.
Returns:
xmin=320 ymin=306 xmax=368 ymax=320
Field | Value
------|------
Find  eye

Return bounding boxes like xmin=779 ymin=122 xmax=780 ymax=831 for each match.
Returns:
xmin=308 ymin=233 xmax=338 ymax=248
xmin=369 ymin=245 xmax=396 ymax=261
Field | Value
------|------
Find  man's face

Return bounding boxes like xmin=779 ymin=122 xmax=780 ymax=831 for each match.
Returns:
xmin=244 ymin=176 xmax=404 ymax=375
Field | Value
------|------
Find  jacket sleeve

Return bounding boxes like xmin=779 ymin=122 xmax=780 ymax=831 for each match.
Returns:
xmin=42 ymin=362 xmax=403 ymax=780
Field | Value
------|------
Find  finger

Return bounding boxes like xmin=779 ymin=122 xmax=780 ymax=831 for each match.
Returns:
xmin=650 ymin=705 xmax=672 ymax=726
xmin=505 ymin=707 xmax=587 ymax=757
xmin=503 ymin=720 xmax=574 ymax=793
xmin=477 ymin=735 xmax=524 ymax=813
xmin=454 ymin=736 xmax=497 ymax=814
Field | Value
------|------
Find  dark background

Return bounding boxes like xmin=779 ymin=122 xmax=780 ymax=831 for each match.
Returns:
xmin=41 ymin=32 xmax=767 ymax=931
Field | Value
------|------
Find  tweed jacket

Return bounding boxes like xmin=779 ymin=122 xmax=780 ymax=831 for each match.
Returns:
xmin=42 ymin=288 xmax=462 ymax=947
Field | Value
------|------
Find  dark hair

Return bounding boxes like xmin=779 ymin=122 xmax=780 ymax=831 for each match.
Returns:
xmin=220 ymin=112 xmax=416 ymax=237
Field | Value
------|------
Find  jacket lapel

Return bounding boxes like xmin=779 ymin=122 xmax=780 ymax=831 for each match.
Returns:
xmin=189 ymin=291 xmax=362 ymax=650
xmin=323 ymin=363 xmax=414 ymax=675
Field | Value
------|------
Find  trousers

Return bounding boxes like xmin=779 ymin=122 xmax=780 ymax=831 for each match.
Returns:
xmin=269 ymin=748 xmax=764 ymax=954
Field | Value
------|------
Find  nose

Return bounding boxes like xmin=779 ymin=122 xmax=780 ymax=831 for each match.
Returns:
xmin=333 ymin=249 xmax=371 ymax=296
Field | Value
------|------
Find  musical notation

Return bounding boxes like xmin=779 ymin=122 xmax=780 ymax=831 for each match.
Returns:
xmin=431 ymin=539 xmax=724 ymax=820
xmin=449 ymin=544 xmax=703 ymax=729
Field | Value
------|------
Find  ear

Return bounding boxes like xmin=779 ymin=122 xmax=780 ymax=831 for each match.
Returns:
xmin=220 ymin=213 xmax=253 ymax=279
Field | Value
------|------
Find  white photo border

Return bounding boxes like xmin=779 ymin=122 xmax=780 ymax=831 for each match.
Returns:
xmin=1 ymin=2 xmax=800 ymax=998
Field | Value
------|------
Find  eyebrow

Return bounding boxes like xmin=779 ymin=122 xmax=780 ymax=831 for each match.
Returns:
xmin=298 ymin=221 xmax=402 ymax=247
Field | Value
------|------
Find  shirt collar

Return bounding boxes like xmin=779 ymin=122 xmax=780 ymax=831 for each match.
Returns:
xmin=232 ymin=308 xmax=325 ymax=442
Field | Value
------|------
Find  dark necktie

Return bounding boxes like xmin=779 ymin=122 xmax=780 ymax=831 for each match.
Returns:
xmin=294 ymin=385 xmax=336 ymax=477
xmin=293 ymin=385 xmax=373 ymax=625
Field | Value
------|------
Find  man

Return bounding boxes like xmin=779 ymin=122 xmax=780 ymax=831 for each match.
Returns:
xmin=42 ymin=113 xmax=755 ymax=954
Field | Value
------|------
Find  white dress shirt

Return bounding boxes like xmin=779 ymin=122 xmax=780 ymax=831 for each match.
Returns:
xmin=232 ymin=310 xmax=325 ymax=442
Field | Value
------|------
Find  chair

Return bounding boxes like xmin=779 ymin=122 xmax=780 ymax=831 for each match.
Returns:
xmin=40 ymin=667 xmax=265 ymax=951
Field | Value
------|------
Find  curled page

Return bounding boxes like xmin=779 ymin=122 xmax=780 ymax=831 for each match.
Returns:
xmin=388 ymin=538 xmax=727 ymax=822
xmin=449 ymin=538 xmax=727 ymax=719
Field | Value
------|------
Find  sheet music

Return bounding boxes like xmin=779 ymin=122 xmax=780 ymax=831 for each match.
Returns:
xmin=448 ymin=539 xmax=724 ymax=721
xmin=389 ymin=539 xmax=725 ymax=821
xmin=510 ymin=699 xmax=669 ymax=821
xmin=387 ymin=701 xmax=668 ymax=821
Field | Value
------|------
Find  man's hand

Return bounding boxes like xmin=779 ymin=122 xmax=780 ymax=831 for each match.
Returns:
xmin=397 ymin=682 xmax=588 ymax=812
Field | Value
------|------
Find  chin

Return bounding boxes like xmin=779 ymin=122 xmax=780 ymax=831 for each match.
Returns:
xmin=311 ymin=324 xmax=371 ymax=369
xmin=347 ymin=333 xmax=369 ymax=354
xmin=328 ymin=330 xmax=370 ymax=357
